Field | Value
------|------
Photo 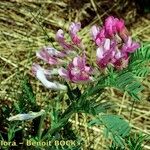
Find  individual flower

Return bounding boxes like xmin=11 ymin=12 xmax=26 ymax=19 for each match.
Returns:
xmin=8 ymin=110 xmax=45 ymax=121
xmin=69 ymin=22 xmax=81 ymax=45
xmin=91 ymin=16 xmax=140 ymax=70
xmin=36 ymin=47 xmax=66 ymax=65
xmin=32 ymin=64 xmax=67 ymax=90
xmin=122 ymin=36 xmax=140 ymax=53
xmin=91 ymin=26 xmax=106 ymax=46
xmin=56 ymin=29 xmax=73 ymax=50
xmin=58 ymin=56 xmax=93 ymax=83
xmin=104 ymin=16 xmax=126 ymax=37
xmin=96 ymin=39 xmax=115 ymax=68
xmin=56 ymin=22 xmax=82 ymax=50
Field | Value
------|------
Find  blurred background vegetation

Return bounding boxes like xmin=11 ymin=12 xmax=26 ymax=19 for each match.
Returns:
xmin=0 ymin=0 xmax=150 ymax=150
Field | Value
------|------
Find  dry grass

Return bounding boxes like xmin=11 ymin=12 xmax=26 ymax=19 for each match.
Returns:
xmin=0 ymin=0 xmax=150 ymax=150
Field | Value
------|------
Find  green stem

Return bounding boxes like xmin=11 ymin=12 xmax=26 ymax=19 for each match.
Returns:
xmin=37 ymin=113 xmax=46 ymax=140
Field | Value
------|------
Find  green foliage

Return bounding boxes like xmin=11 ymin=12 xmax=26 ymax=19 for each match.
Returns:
xmin=65 ymin=80 xmax=112 ymax=116
xmin=127 ymin=134 xmax=149 ymax=150
xmin=128 ymin=42 xmax=150 ymax=77
xmin=65 ymin=83 xmax=81 ymax=105
xmin=108 ymin=145 xmax=125 ymax=150
xmin=77 ymin=100 xmax=112 ymax=115
xmin=7 ymin=123 xmax=22 ymax=142
xmin=114 ymin=71 xmax=144 ymax=100
xmin=106 ymin=68 xmax=144 ymax=100
xmin=89 ymin=114 xmax=130 ymax=148
xmin=109 ymin=133 xmax=149 ymax=150
xmin=14 ymin=76 xmax=39 ymax=113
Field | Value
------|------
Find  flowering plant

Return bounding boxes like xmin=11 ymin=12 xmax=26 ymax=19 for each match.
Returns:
xmin=32 ymin=16 xmax=141 ymax=90
xmin=7 ymin=16 xmax=150 ymax=149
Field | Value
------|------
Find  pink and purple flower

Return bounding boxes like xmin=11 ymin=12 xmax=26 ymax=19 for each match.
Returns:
xmin=91 ymin=16 xmax=140 ymax=70
xmin=56 ymin=22 xmax=82 ymax=50
xmin=32 ymin=18 xmax=140 ymax=89
xmin=58 ymin=56 xmax=93 ymax=83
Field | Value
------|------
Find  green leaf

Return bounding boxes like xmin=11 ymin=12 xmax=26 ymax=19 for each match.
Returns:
xmin=89 ymin=114 xmax=130 ymax=148
xmin=109 ymin=71 xmax=144 ymax=101
xmin=77 ymin=99 xmax=112 ymax=115
xmin=16 ymin=76 xmax=38 ymax=113
xmin=129 ymin=42 xmax=150 ymax=77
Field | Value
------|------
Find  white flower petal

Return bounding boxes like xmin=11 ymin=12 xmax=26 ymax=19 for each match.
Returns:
xmin=91 ymin=25 xmax=99 ymax=40
xmin=96 ymin=47 xmax=104 ymax=59
xmin=8 ymin=110 xmax=45 ymax=121
xmin=73 ymin=57 xmax=78 ymax=66
xmin=115 ymin=51 xmax=122 ymax=59
xmin=104 ymin=39 xmax=110 ymax=50
xmin=69 ymin=22 xmax=81 ymax=35
xmin=36 ymin=68 xmax=67 ymax=90
xmin=56 ymin=29 xmax=64 ymax=41
xmin=127 ymin=36 xmax=132 ymax=46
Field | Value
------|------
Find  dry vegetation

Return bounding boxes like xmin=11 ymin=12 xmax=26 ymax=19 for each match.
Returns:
xmin=0 ymin=0 xmax=150 ymax=150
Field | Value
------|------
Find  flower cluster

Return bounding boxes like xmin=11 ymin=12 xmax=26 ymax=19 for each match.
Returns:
xmin=32 ymin=22 xmax=92 ymax=90
xmin=32 ymin=16 xmax=140 ymax=90
xmin=91 ymin=16 xmax=140 ymax=69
